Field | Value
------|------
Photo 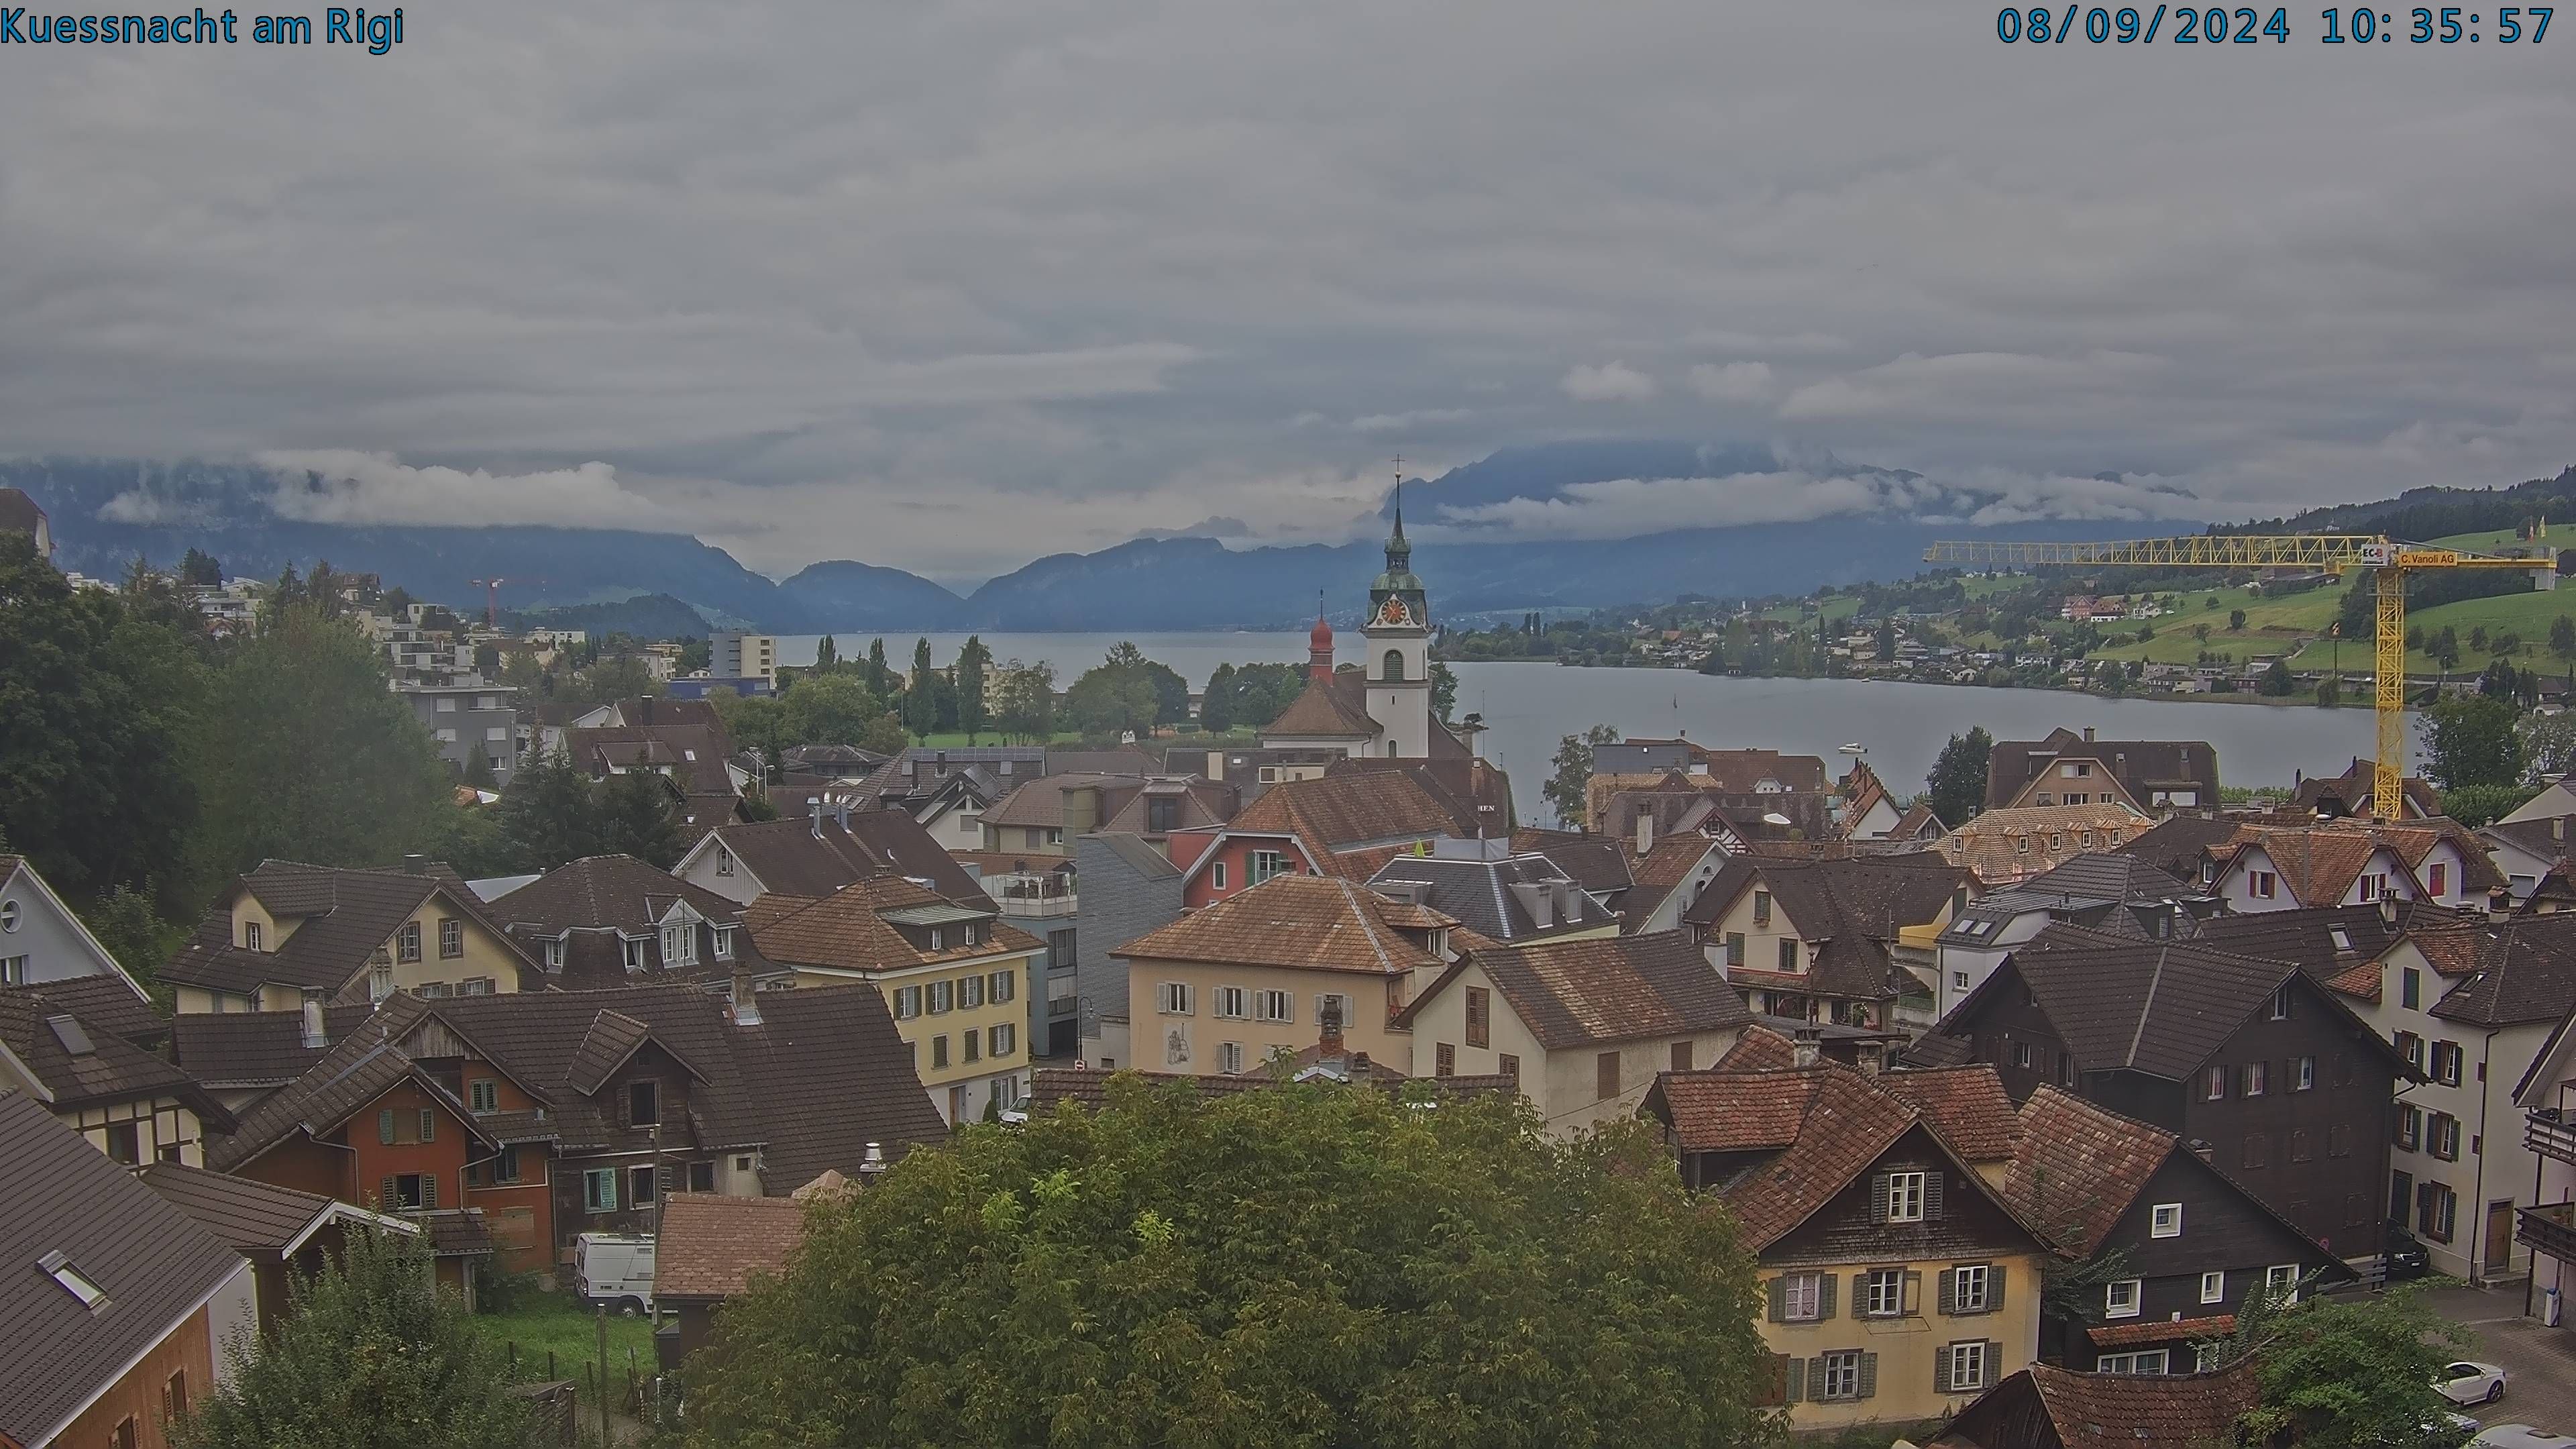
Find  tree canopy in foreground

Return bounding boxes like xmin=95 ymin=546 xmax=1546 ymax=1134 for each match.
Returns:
xmin=685 ymin=1078 xmax=1777 ymax=1448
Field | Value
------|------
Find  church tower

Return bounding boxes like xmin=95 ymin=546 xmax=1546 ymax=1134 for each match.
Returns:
xmin=1362 ymin=482 xmax=1432 ymax=757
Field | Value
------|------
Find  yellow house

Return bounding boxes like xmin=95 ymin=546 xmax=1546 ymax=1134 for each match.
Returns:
xmin=1395 ymin=932 xmax=1750 ymax=1136
xmin=162 ymin=859 xmax=542 ymax=1015
xmin=1642 ymin=1051 xmax=2047 ymax=1434
xmin=1112 ymin=874 xmax=1448 ymax=1077
xmin=745 ymin=877 xmax=1040 ymax=1124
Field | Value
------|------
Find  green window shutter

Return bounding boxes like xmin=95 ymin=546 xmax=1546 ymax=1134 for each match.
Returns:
xmin=422 ymin=1175 xmax=437 ymax=1210
xmin=1933 ymin=1344 xmax=1952 ymax=1395
xmin=1937 ymin=1269 xmax=1956 ymax=1316
xmin=419 ymin=1109 xmax=434 ymax=1142
xmin=1851 ymin=1272 xmax=1869 ymax=1313
xmin=1767 ymin=1277 xmax=1788 ymax=1323
xmin=378 ymin=1175 xmax=397 ymax=1208
xmin=1807 ymin=1357 xmax=1827 ymax=1401
xmin=1868 ymin=1173 xmax=1890 ymax=1224
xmin=1817 ymin=1273 xmax=1837 ymax=1320
xmin=1988 ymin=1263 xmax=2008 ymax=1311
xmin=378 ymin=1109 xmax=395 ymax=1144
xmin=1784 ymin=1355 xmax=1805 ymax=1403
xmin=1857 ymin=1351 xmax=1878 ymax=1399
xmin=1986 ymin=1340 xmax=2004 ymax=1385
xmin=1925 ymin=1171 xmax=1946 ymax=1220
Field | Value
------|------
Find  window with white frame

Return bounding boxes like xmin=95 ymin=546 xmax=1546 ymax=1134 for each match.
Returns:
xmin=1254 ymin=989 xmax=1293 ymax=1023
xmin=1884 ymin=1171 xmax=1926 ymax=1223
xmin=713 ymin=927 xmax=734 ymax=961
xmin=2150 ymin=1203 xmax=2183 ymax=1238
xmin=1158 ymin=981 xmax=1194 ymax=1015
xmin=989 ymin=969 xmax=1016 ymax=1002
xmin=1780 ymin=1272 xmax=1825 ymax=1322
xmin=2201 ymin=1270 xmax=2225 ymax=1304
xmin=960 ymin=973 xmax=984 ymax=1009
xmin=1943 ymin=1341 xmax=1990 ymax=1392
xmin=663 ymin=923 xmax=696 ymax=965
xmin=1217 ymin=1042 xmax=1244 ymax=1075
xmin=623 ymin=937 xmax=645 ymax=971
xmin=892 ymin=985 xmax=921 ymax=1019
xmin=1817 ymin=1351 xmax=1862 ymax=1401
xmin=2264 ymin=1264 xmax=2300 ymax=1305
xmin=2105 ymin=1279 xmax=2142 ymax=1318
xmin=1863 ymin=1267 xmax=1905 ymax=1318
xmin=544 ymin=938 xmax=565 ymax=969
xmin=928 ymin=979 xmax=954 ymax=1014
xmin=989 ymin=1022 xmax=1014 ymax=1056
xmin=2098 ymin=1350 xmax=2169 ymax=1376
xmin=1214 ymin=986 xmax=1249 ymax=1020
xmin=1949 ymin=1263 xmax=1991 ymax=1313
xmin=2294 ymin=1055 xmax=2316 ymax=1091
xmin=716 ymin=846 xmax=735 ymax=877
xmin=2202 ymin=1065 xmax=2226 ymax=1100
xmin=396 ymin=922 xmax=422 ymax=963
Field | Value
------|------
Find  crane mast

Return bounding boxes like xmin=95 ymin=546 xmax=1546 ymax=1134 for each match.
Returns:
xmin=1924 ymin=535 xmax=2553 ymax=822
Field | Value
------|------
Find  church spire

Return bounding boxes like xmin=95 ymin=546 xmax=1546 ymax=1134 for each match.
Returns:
xmin=1385 ymin=458 xmax=1411 ymax=570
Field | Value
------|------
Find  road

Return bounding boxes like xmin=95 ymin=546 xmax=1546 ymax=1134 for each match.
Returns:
xmin=2416 ymin=1281 xmax=2576 ymax=1436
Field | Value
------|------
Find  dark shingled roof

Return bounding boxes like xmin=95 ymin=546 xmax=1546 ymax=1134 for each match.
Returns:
xmin=1366 ymin=852 xmax=1621 ymax=943
xmin=1984 ymin=728 xmax=2220 ymax=812
xmin=1 ymin=972 xmax=170 ymax=1046
xmin=0 ymin=1091 xmax=246 ymax=1449
xmin=1684 ymin=852 xmax=1973 ymax=1001
xmin=2427 ymin=912 xmax=2576 ymax=1027
xmin=692 ymin=812 xmax=987 ymax=904
xmin=2116 ymin=813 xmax=2243 ymax=883
xmin=137 ymin=1160 xmax=384 ymax=1256
xmin=1401 ymin=931 xmax=1751 ymax=1049
xmin=163 ymin=859 xmax=542 ymax=998
xmin=0 ymin=981 xmax=215 ymax=1115
xmin=170 ymin=1003 xmax=378 ymax=1088
xmin=211 ymin=985 xmax=946 ymax=1195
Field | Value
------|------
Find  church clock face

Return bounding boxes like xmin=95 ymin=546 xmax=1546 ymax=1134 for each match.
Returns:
xmin=1375 ymin=596 xmax=1414 ymax=629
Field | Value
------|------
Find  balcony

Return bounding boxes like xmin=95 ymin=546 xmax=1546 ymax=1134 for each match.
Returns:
xmin=2517 ymin=1201 xmax=2576 ymax=1265
xmin=985 ymin=873 xmax=1077 ymax=918
xmin=2527 ymin=1106 xmax=2576 ymax=1167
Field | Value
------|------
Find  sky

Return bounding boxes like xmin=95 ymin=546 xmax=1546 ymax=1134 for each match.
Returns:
xmin=2 ymin=2 xmax=2571 ymax=585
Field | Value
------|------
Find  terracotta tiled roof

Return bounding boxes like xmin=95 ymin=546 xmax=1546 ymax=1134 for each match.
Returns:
xmin=653 ymin=1192 xmax=808 ymax=1301
xmin=746 ymin=877 xmax=1040 ymax=977
xmin=2002 ymin=1086 xmax=2176 ymax=1255
xmin=1696 ymin=1069 xmax=1922 ymax=1249
xmin=1647 ymin=1067 xmax=1831 ymax=1153
xmin=2219 ymin=819 xmax=2503 ymax=907
xmin=1409 ymin=932 xmax=1752 ymax=1051
xmin=1028 ymin=1063 xmax=1517 ymax=1112
xmin=1715 ymin=1023 xmax=1797 ymax=1071
xmin=2087 ymin=1314 xmax=2235 ymax=1347
xmin=1113 ymin=875 xmax=1436 ymax=977
xmin=1261 ymin=674 xmax=1381 ymax=738
xmin=2324 ymin=957 xmax=2382 ymax=1001
xmin=1972 ymin=1361 xmax=2261 ymax=1449
xmin=1876 ymin=1065 xmax=2019 ymax=1161
xmin=1226 ymin=771 xmax=1457 ymax=867
xmin=1939 ymin=803 xmax=2151 ymax=885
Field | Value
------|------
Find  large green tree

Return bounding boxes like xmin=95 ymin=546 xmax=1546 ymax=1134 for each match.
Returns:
xmin=2216 ymin=1286 xmax=2465 ymax=1449
xmin=955 ymin=636 xmax=994 ymax=742
xmin=195 ymin=603 xmax=452 ymax=879
xmin=596 ymin=770 xmax=689 ymax=869
xmin=991 ymin=660 xmax=1057 ymax=741
xmin=1924 ymin=726 xmax=1992 ymax=827
xmin=0 ymin=537 xmax=209 ymax=905
xmin=684 ymin=1079 xmax=1774 ymax=1449
xmin=903 ymin=639 xmax=941 ymax=741
xmin=2419 ymin=692 xmax=2524 ymax=790
xmin=493 ymin=747 xmax=603 ymax=873
xmin=178 ymin=1227 xmax=527 ymax=1449
xmin=1541 ymin=723 xmax=1620 ymax=828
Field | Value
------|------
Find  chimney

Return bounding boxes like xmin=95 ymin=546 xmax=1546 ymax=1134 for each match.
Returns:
xmin=402 ymin=853 xmax=427 ymax=875
xmin=810 ymin=796 xmax=828 ymax=838
xmin=1510 ymin=881 xmax=1555 ymax=930
xmin=300 ymin=997 xmax=327 ymax=1049
xmin=1318 ymin=995 xmax=1345 ymax=1061
xmin=2188 ymin=1137 xmax=2215 ymax=1165
xmin=1350 ymin=1050 xmax=1372 ymax=1078
xmin=635 ymin=696 xmax=654 ymax=725
xmin=1791 ymin=1026 xmax=1821 ymax=1069
xmin=2557 ymin=816 xmax=2567 ymax=847
xmin=835 ymin=796 xmax=853 ymax=830
xmin=2489 ymin=886 xmax=2513 ymax=924
xmin=1635 ymin=809 xmax=1655 ymax=858
xmin=859 ymin=1142 xmax=887 ymax=1183
xmin=2377 ymin=894 xmax=2398 ymax=928
xmin=729 ymin=964 xmax=762 ymax=1025
xmin=2082 ymin=726 xmax=2096 ymax=743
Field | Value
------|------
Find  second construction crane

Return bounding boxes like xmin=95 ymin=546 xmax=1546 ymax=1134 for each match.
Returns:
xmin=1925 ymin=535 xmax=2556 ymax=822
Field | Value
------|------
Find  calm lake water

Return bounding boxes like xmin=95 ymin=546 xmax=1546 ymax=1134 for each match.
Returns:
xmin=776 ymin=632 xmax=2385 ymax=818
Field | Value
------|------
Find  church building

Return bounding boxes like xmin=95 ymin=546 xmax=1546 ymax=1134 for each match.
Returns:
xmin=1258 ymin=498 xmax=1462 ymax=761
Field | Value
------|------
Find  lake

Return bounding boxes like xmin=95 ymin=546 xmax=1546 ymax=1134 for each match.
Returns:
xmin=775 ymin=632 xmax=2385 ymax=820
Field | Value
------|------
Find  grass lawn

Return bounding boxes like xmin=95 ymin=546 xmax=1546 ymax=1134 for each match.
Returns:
xmin=470 ymin=1293 xmax=657 ymax=1384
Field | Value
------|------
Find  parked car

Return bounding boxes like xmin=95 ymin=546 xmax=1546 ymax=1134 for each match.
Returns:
xmin=2438 ymin=1363 xmax=2510 ymax=1408
xmin=575 ymin=1232 xmax=655 ymax=1314
xmin=2469 ymin=1429 xmax=2575 ymax=1449
xmin=2381 ymin=1226 xmax=2432 ymax=1281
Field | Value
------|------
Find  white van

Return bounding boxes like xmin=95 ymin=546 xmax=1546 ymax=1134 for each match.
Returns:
xmin=574 ymin=1232 xmax=655 ymax=1314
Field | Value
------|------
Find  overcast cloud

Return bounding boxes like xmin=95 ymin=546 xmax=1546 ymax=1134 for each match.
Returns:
xmin=1 ymin=1 xmax=2569 ymax=582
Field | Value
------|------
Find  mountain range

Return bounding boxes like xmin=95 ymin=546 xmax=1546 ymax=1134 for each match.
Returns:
xmin=35 ymin=446 xmax=2521 ymax=635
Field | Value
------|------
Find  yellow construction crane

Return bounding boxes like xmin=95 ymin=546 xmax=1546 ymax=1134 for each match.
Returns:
xmin=1925 ymin=535 xmax=2557 ymax=821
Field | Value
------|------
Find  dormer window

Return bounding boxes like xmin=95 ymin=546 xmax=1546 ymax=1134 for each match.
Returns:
xmin=623 ymin=937 xmax=646 ymax=972
xmin=544 ymin=939 xmax=566 ymax=969
xmin=663 ymin=924 xmax=697 ymax=967
xmin=714 ymin=927 xmax=735 ymax=961
xmin=929 ymin=927 xmax=944 ymax=951
xmin=243 ymin=921 xmax=263 ymax=951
